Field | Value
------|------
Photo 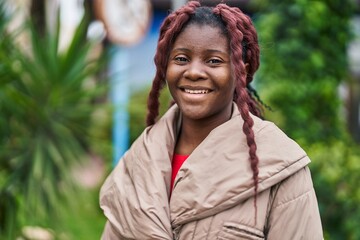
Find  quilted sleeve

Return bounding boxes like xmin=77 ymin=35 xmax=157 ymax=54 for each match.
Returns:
xmin=266 ymin=167 xmax=323 ymax=240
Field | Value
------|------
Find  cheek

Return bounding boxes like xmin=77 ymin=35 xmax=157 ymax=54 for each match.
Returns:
xmin=165 ymin=65 xmax=175 ymax=83
xmin=165 ymin=69 xmax=177 ymax=98
xmin=219 ymin=73 xmax=236 ymax=94
xmin=224 ymin=79 xmax=236 ymax=102
xmin=226 ymin=83 xmax=236 ymax=101
xmin=165 ymin=65 xmax=181 ymax=90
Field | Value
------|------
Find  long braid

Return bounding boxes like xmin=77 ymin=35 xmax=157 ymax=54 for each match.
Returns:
xmin=214 ymin=4 xmax=260 ymax=223
xmin=146 ymin=1 xmax=200 ymax=126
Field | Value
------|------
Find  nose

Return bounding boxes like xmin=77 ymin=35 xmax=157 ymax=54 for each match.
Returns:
xmin=183 ymin=60 xmax=207 ymax=81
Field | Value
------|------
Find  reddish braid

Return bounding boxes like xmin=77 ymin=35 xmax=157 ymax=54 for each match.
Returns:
xmin=146 ymin=1 xmax=200 ymax=126
xmin=213 ymin=4 xmax=260 ymax=223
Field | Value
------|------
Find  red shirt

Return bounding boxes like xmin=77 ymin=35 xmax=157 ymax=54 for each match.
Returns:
xmin=170 ymin=154 xmax=189 ymax=194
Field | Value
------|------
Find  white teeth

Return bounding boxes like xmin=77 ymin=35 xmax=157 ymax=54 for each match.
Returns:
xmin=184 ymin=89 xmax=209 ymax=94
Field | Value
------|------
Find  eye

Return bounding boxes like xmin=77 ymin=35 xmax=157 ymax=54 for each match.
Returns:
xmin=174 ymin=56 xmax=188 ymax=63
xmin=208 ymin=58 xmax=223 ymax=65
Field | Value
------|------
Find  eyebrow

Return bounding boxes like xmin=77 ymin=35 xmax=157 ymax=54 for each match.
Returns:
xmin=171 ymin=47 xmax=191 ymax=53
xmin=171 ymin=48 xmax=228 ymax=55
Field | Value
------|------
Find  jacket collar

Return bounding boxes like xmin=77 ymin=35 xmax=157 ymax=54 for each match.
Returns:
xmin=115 ymin=103 xmax=310 ymax=229
xmin=151 ymin=103 xmax=310 ymax=226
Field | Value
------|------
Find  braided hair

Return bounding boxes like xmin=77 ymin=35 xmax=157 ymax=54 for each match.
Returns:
xmin=146 ymin=1 xmax=262 ymax=222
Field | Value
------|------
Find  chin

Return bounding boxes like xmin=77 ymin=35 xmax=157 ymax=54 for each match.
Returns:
xmin=180 ymin=107 xmax=209 ymax=120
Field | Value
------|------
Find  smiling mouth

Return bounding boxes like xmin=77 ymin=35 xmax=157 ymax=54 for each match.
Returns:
xmin=183 ymin=89 xmax=211 ymax=94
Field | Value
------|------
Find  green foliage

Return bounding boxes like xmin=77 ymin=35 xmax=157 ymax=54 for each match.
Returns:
xmin=128 ymin=86 xmax=172 ymax=144
xmin=255 ymin=0 xmax=354 ymax=143
xmin=55 ymin=186 xmax=106 ymax=240
xmin=254 ymin=0 xmax=360 ymax=238
xmin=0 ymin=5 xmax=109 ymax=238
xmin=309 ymin=141 xmax=360 ymax=240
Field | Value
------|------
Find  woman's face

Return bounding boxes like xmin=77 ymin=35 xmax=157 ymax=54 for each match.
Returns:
xmin=166 ymin=24 xmax=235 ymax=124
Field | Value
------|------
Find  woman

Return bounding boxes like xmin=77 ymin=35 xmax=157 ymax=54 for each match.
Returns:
xmin=100 ymin=2 xmax=323 ymax=239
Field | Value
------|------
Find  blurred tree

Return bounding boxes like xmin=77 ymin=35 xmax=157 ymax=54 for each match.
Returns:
xmin=254 ymin=0 xmax=360 ymax=239
xmin=0 ymin=4 xmax=109 ymax=238
xmin=308 ymin=140 xmax=360 ymax=239
xmin=255 ymin=0 xmax=353 ymax=143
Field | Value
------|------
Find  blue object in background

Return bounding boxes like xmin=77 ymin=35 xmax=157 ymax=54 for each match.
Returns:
xmin=110 ymin=11 xmax=167 ymax=165
xmin=109 ymin=46 xmax=130 ymax=165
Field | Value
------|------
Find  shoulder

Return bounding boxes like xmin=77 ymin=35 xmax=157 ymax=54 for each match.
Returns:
xmin=252 ymin=115 xmax=295 ymax=145
xmin=252 ymin=115 xmax=309 ymax=169
xmin=264 ymin=167 xmax=324 ymax=239
xmin=144 ymin=104 xmax=180 ymax=139
xmin=265 ymin=167 xmax=323 ymax=239
xmin=272 ymin=167 xmax=315 ymax=208
xmin=247 ymin=116 xmax=313 ymax=191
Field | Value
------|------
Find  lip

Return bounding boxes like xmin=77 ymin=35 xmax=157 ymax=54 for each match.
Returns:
xmin=179 ymin=85 xmax=214 ymax=92
xmin=178 ymin=85 xmax=214 ymax=102
xmin=184 ymin=89 xmax=210 ymax=94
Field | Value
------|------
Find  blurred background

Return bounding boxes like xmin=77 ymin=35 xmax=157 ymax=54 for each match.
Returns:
xmin=0 ymin=0 xmax=359 ymax=239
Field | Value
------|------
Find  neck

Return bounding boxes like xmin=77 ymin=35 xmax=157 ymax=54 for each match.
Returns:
xmin=175 ymin=109 xmax=233 ymax=155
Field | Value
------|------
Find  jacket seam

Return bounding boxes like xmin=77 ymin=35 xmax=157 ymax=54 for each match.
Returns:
xmin=191 ymin=221 xmax=198 ymax=240
xmin=205 ymin=216 xmax=215 ymax=240
xmin=273 ymin=187 xmax=313 ymax=209
xmin=264 ymin=184 xmax=280 ymax=236
xmin=256 ymin=156 xmax=308 ymax=187
xmin=254 ymin=120 xmax=273 ymax=134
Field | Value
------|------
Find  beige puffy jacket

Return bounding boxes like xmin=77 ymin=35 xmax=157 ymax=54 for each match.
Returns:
xmin=100 ymin=104 xmax=323 ymax=239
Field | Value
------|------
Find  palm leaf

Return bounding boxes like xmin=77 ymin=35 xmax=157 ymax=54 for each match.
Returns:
xmin=0 ymin=4 xmax=109 ymax=237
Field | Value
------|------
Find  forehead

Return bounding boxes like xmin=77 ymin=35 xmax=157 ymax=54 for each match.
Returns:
xmin=172 ymin=24 xmax=229 ymax=51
